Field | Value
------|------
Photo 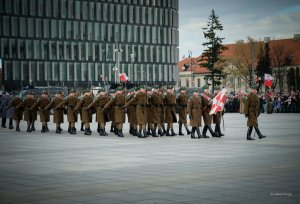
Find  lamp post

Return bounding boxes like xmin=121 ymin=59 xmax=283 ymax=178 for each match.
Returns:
xmin=188 ymin=50 xmax=193 ymax=87
xmin=130 ymin=53 xmax=135 ymax=82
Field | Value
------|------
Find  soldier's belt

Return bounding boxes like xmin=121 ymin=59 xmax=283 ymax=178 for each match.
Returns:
xmin=137 ymin=104 xmax=147 ymax=107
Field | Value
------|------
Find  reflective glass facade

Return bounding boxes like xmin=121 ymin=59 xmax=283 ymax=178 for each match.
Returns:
xmin=0 ymin=0 xmax=179 ymax=89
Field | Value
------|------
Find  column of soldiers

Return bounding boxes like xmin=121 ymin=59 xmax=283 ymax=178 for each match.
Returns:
xmin=1 ymin=84 xmax=266 ymax=141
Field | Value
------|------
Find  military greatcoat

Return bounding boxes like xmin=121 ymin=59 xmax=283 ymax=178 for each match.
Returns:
xmin=177 ymin=93 xmax=189 ymax=124
xmin=244 ymin=92 xmax=260 ymax=127
xmin=164 ymin=92 xmax=177 ymax=123
xmin=188 ymin=95 xmax=202 ymax=127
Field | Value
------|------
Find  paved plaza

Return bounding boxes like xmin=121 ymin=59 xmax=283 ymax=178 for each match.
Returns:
xmin=0 ymin=113 xmax=299 ymax=204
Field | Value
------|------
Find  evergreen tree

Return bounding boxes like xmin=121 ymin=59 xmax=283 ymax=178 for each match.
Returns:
xmin=199 ymin=9 xmax=227 ymax=93
xmin=287 ymin=68 xmax=296 ymax=91
xmin=296 ymin=67 xmax=300 ymax=91
xmin=256 ymin=42 xmax=271 ymax=91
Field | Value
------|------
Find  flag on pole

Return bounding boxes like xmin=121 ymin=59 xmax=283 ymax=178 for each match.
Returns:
xmin=119 ymin=73 xmax=129 ymax=82
xmin=209 ymin=88 xmax=227 ymax=115
xmin=264 ymin=74 xmax=274 ymax=87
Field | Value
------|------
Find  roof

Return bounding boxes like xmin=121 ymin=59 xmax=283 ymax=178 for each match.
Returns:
xmin=178 ymin=37 xmax=300 ymax=73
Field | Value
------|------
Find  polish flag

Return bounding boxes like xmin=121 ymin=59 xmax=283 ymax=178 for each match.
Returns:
xmin=264 ymin=74 xmax=274 ymax=87
xmin=209 ymin=88 xmax=227 ymax=115
xmin=119 ymin=73 xmax=129 ymax=82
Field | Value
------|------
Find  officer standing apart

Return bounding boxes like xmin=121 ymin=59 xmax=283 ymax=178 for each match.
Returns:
xmin=201 ymin=85 xmax=216 ymax=138
xmin=244 ymin=85 xmax=266 ymax=140
xmin=188 ymin=89 xmax=203 ymax=139
xmin=177 ymin=87 xmax=191 ymax=136
xmin=103 ymin=87 xmax=126 ymax=137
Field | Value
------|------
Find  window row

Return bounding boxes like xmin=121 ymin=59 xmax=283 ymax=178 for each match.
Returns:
xmin=1 ymin=17 xmax=179 ymax=45
xmin=0 ymin=1 xmax=178 ymax=27
xmin=4 ymin=61 xmax=178 ymax=83
xmin=1 ymin=39 xmax=179 ymax=64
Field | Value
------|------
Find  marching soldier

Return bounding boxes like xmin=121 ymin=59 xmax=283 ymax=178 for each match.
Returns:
xmin=212 ymin=87 xmax=224 ymax=137
xmin=57 ymin=89 xmax=79 ymax=135
xmin=5 ymin=93 xmax=23 ymax=131
xmin=159 ymin=88 xmax=166 ymax=135
xmin=124 ymin=85 xmax=148 ymax=138
xmin=146 ymin=87 xmax=154 ymax=137
xmin=109 ymin=89 xmax=116 ymax=134
xmin=201 ymin=85 xmax=216 ymax=138
xmin=150 ymin=85 xmax=164 ymax=136
xmin=163 ymin=85 xmax=177 ymax=136
xmin=17 ymin=91 xmax=37 ymax=132
xmin=177 ymin=87 xmax=191 ymax=135
xmin=86 ymin=88 xmax=110 ymax=136
xmin=127 ymin=88 xmax=137 ymax=136
xmin=44 ymin=91 xmax=64 ymax=134
xmin=187 ymin=89 xmax=203 ymax=139
xmin=103 ymin=87 xmax=125 ymax=137
xmin=244 ymin=85 xmax=266 ymax=140
xmin=74 ymin=90 xmax=93 ymax=135
xmin=32 ymin=91 xmax=51 ymax=133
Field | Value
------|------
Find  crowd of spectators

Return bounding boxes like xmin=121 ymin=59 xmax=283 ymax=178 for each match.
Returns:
xmin=225 ymin=91 xmax=300 ymax=113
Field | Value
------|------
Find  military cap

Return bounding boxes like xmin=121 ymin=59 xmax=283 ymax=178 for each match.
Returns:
xmin=69 ymin=89 xmax=76 ymax=93
xmin=202 ymin=85 xmax=209 ymax=90
xmin=56 ymin=91 xmax=62 ymax=95
xmin=42 ymin=90 xmax=48 ymax=95
xmin=116 ymin=87 xmax=123 ymax=91
xmin=147 ymin=87 xmax=152 ymax=91
xmin=153 ymin=85 xmax=159 ymax=89
xmin=167 ymin=85 xmax=173 ymax=89
xmin=193 ymin=89 xmax=199 ymax=93
xmin=214 ymin=86 xmax=220 ymax=90
xmin=250 ymin=85 xmax=257 ymax=90
xmin=180 ymin=86 xmax=187 ymax=91
xmin=82 ymin=89 xmax=90 ymax=94
xmin=134 ymin=87 xmax=139 ymax=91
xmin=139 ymin=85 xmax=146 ymax=89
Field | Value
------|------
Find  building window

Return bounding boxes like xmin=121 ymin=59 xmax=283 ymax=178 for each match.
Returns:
xmin=52 ymin=0 xmax=58 ymax=17
xmin=51 ymin=20 xmax=57 ymax=39
xmin=29 ymin=0 xmax=36 ymax=16
xmin=89 ymin=2 xmax=95 ymax=20
xmin=43 ymin=19 xmax=49 ymax=38
xmin=66 ymin=20 xmax=72 ymax=39
xmin=37 ymin=0 xmax=43 ymax=16
xmin=75 ymin=1 xmax=81 ymax=19
xmin=35 ymin=19 xmax=42 ymax=38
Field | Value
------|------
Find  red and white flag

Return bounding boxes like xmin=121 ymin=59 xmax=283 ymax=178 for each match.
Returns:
xmin=119 ymin=73 xmax=129 ymax=82
xmin=209 ymin=88 xmax=227 ymax=115
xmin=264 ymin=74 xmax=274 ymax=87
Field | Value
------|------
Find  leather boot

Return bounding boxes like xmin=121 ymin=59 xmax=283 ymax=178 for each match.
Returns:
xmin=202 ymin=125 xmax=209 ymax=138
xmin=158 ymin=129 xmax=164 ymax=136
xmin=138 ymin=130 xmax=144 ymax=138
xmin=45 ymin=124 xmax=49 ymax=132
xmin=103 ymin=128 xmax=108 ymax=136
xmin=68 ymin=127 xmax=71 ymax=133
xmin=41 ymin=125 xmax=46 ymax=133
xmin=166 ymin=129 xmax=171 ymax=136
xmin=208 ymin=125 xmax=217 ymax=137
xmin=129 ymin=127 xmax=133 ymax=135
xmin=196 ymin=127 xmax=203 ymax=139
xmin=27 ymin=124 xmax=31 ymax=132
xmin=143 ymin=129 xmax=148 ymax=138
xmin=162 ymin=126 xmax=167 ymax=136
xmin=118 ymin=129 xmax=124 ymax=137
xmin=254 ymin=126 xmax=266 ymax=139
xmin=56 ymin=127 xmax=61 ymax=134
xmin=31 ymin=123 xmax=35 ymax=131
xmin=99 ymin=128 xmax=104 ymax=136
xmin=110 ymin=125 xmax=114 ymax=132
xmin=9 ymin=119 xmax=13 ymax=129
xmin=133 ymin=129 xmax=138 ymax=136
xmin=70 ymin=127 xmax=76 ymax=135
xmin=217 ymin=125 xmax=224 ymax=136
xmin=97 ymin=124 xmax=100 ymax=133
xmin=247 ymin=127 xmax=254 ymax=140
xmin=179 ymin=126 xmax=184 ymax=135
xmin=152 ymin=129 xmax=158 ymax=137
xmin=185 ymin=124 xmax=191 ymax=135
xmin=16 ymin=124 xmax=20 ymax=132
xmin=84 ymin=128 xmax=91 ymax=135
xmin=191 ymin=127 xmax=196 ymax=139
xmin=1 ymin=118 xmax=7 ymax=128
xmin=81 ymin=123 xmax=85 ymax=131
xmin=171 ymin=128 xmax=177 ymax=136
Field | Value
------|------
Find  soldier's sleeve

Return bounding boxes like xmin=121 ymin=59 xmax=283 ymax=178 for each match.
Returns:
xmin=103 ymin=97 xmax=115 ymax=109
xmin=187 ymin=99 xmax=192 ymax=116
xmin=74 ymin=98 xmax=83 ymax=111
xmin=124 ymin=95 xmax=136 ymax=107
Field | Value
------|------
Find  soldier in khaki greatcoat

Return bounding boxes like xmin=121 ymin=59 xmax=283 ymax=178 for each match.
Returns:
xmin=244 ymin=85 xmax=266 ymax=140
xmin=158 ymin=88 xmax=166 ymax=135
xmin=74 ymin=90 xmax=93 ymax=135
xmin=17 ymin=91 xmax=37 ymax=132
xmin=32 ymin=91 xmax=51 ymax=133
xmin=201 ymin=85 xmax=216 ymax=138
xmin=86 ymin=88 xmax=110 ymax=136
xmin=187 ymin=89 xmax=203 ymax=139
xmin=177 ymin=86 xmax=191 ymax=136
xmin=163 ymin=85 xmax=177 ymax=136
xmin=44 ymin=91 xmax=64 ymax=134
xmin=124 ymin=85 xmax=148 ymax=138
xmin=150 ymin=85 xmax=163 ymax=136
xmin=56 ymin=89 xmax=79 ymax=135
xmin=103 ymin=87 xmax=126 ymax=137
xmin=212 ymin=87 xmax=224 ymax=137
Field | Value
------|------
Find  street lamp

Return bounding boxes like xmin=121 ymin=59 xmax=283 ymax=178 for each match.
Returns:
xmin=114 ymin=48 xmax=123 ymax=84
xmin=130 ymin=53 xmax=135 ymax=82
xmin=188 ymin=50 xmax=193 ymax=87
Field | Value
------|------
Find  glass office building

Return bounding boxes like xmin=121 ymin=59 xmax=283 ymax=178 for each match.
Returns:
xmin=0 ymin=0 xmax=179 ymax=90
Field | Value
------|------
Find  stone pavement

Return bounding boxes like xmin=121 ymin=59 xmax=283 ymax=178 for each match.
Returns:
xmin=0 ymin=113 xmax=299 ymax=204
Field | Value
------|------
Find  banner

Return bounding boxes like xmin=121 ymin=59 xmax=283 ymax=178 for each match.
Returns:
xmin=209 ymin=88 xmax=227 ymax=115
xmin=264 ymin=74 xmax=274 ymax=87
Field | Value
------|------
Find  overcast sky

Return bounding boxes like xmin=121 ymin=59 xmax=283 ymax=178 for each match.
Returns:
xmin=179 ymin=0 xmax=300 ymax=58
